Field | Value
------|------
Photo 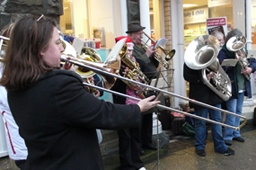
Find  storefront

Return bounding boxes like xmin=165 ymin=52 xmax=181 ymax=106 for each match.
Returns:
xmin=59 ymin=0 xmax=255 ymax=107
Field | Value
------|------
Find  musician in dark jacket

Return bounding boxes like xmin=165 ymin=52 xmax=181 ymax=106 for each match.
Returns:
xmin=0 ymin=15 xmax=160 ymax=170
xmin=183 ymin=61 xmax=234 ymax=156
xmin=217 ymin=28 xmax=256 ymax=145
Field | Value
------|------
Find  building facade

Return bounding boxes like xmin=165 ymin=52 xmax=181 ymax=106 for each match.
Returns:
xmin=1 ymin=0 xmax=256 ymax=165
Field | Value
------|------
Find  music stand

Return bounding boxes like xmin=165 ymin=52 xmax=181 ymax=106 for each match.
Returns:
xmin=151 ymin=68 xmax=174 ymax=170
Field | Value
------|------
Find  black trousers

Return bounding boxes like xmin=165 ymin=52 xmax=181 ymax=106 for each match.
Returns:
xmin=15 ymin=160 xmax=26 ymax=169
xmin=141 ymin=113 xmax=153 ymax=147
xmin=118 ymin=127 xmax=144 ymax=170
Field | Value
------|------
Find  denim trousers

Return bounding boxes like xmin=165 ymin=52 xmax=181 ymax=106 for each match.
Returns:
xmin=224 ymin=92 xmax=244 ymax=140
xmin=194 ymin=103 xmax=227 ymax=153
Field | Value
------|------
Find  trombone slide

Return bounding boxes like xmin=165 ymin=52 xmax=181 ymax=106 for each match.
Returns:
xmin=65 ymin=57 xmax=246 ymax=130
xmin=84 ymin=82 xmax=244 ymax=130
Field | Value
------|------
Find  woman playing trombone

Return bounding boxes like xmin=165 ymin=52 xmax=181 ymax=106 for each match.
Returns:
xmin=0 ymin=15 xmax=160 ymax=170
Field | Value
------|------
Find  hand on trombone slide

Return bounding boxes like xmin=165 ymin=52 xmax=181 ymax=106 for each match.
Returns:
xmin=137 ymin=95 xmax=160 ymax=113
xmin=60 ymin=56 xmax=76 ymax=71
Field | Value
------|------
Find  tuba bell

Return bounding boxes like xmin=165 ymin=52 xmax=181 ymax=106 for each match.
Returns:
xmin=184 ymin=35 xmax=232 ymax=101
xmin=226 ymin=35 xmax=250 ymax=80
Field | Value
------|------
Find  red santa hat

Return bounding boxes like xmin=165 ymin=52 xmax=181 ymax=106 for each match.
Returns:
xmin=115 ymin=36 xmax=134 ymax=50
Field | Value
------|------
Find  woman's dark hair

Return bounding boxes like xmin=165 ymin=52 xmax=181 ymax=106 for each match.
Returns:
xmin=0 ymin=15 xmax=57 ymax=91
xmin=225 ymin=28 xmax=243 ymax=44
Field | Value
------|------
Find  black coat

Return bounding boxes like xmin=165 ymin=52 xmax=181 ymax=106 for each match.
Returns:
xmin=132 ymin=44 xmax=159 ymax=70
xmin=183 ymin=63 xmax=223 ymax=109
xmin=8 ymin=69 xmax=141 ymax=170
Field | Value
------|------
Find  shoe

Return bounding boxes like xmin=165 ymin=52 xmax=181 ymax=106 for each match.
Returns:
xmin=233 ymin=136 xmax=245 ymax=142
xmin=196 ymin=149 xmax=206 ymax=157
xmin=142 ymin=144 xmax=157 ymax=150
xmin=224 ymin=140 xmax=232 ymax=146
xmin=224 ymin=147 xmax=235 ymax=156
xmin=139 ymin=167 xmax=146 ymax=170
xmin=140 ymin=149 xmax=145 ymax=155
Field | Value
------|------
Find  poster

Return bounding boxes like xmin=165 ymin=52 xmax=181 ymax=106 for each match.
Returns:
xmin=206 ymin=17 xmax=228 ymax=46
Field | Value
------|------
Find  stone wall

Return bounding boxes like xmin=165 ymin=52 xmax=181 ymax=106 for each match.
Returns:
xmin=127 ymin=0 xmax=140 ymax=24
xmin=0 ymin=0 xmax=63 ymax=31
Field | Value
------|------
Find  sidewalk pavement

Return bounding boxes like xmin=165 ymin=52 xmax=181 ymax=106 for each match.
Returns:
xmin=1 ymin=123 xmax=255 ymax=170
xmin=143 ymin=123 xmax=256 ymax=170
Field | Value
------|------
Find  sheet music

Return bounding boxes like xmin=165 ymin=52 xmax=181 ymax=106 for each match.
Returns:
xmin=105 ymin=38 xmax=126 ymax=63
xmin=154 ymin=38 xmax=168 ymax=49
xmin=72 ymin=38 xmax=84 ymax=56
xmin=221 ymin=59 xmax=238 ymax=67
xmin=150 ymin=77 xmax=165 ymax=88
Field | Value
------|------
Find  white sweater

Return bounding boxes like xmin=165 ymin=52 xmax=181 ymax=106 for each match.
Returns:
xmin=0 ymin=65 xmax=27 ymax=160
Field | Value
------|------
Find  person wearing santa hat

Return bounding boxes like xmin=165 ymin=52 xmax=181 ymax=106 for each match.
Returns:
xmin=126 ymin=23 xmax=160 ymax=153
xmin=111 ymin=36 xmax=156 ymax=170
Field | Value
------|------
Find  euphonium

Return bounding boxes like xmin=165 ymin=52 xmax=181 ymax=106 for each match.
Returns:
xmin=226 ymin=35 xmax=250 ymax=80
xmin=118 ymin=45 xmax=149 ymax=98
xmin=184 ymin=35 xmax=232 ymax=101
xmin=142 ymin=32 xmax=175 ymax=69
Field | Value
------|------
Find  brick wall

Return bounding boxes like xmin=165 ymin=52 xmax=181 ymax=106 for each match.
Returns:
xmin=164 ymin=0 xmax=174 ymax=107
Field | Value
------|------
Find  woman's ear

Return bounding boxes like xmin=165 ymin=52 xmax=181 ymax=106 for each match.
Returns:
xmin=40 ymin=48 xmax=46 ymax=56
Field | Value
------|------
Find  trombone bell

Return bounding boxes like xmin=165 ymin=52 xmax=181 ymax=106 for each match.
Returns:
xmin=142 ymin=32 xmax=176 ymax=69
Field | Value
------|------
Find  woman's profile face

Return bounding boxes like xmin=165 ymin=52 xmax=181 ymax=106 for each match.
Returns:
xmin=40 ymin=27 xmax=64 ymax=67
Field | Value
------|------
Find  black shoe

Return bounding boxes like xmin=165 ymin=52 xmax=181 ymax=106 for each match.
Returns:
xmin=224 ymin=147 xmax=235 ymax=156
xmin=233 ymin=136 xmax=245 ymax=142
xmin=140 ymin=149 xmax=145 ymax=155
xmin=225 ymin=140 xmax=232 ymax=146
xmin=142 ymin=144 xmax=157 ymax=150
xmin=196 ymin=149 xmax=206 ymax=157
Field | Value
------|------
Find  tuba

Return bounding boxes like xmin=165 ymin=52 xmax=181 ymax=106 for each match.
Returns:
xmin=226 ymin=35 xmax=250 ymax=80
xmin=184 ymin=35 xmax=232 ymax=101
xmin=142 ymin=32 xmax=175 ymax=69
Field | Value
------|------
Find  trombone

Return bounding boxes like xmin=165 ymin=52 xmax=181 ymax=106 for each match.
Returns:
xmin=1 ymin=35 xmax=246 ymax=130
xmin=60 ymin=54 xmax=246 ymax=130
xmin=142 ymin=32 xmax=176 ymax=69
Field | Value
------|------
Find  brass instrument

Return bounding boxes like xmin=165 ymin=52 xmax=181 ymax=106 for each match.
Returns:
xmin=61 ymin=38 xmax=105 ymax=95
xmin=61 ymin=37 xmax=124 ymax=90
xmin=184 ymin=35 xmax=232 ymax=101
xmin=64 ymin=58 xmax=246 ymax=130
xmin=226 ymin=36 xmax=250 ymax=80
xmin=142 ymin=32 xmax=175 ymax=69
xmin=77 ymin=47 xmax=102 ymax=78
xmin=0 ymin=35 xmax=246 ymax=130
xmin=119 ymin=45 xmax=150 ymax=98
xmin=0 ymin=35 xmax=9 ymax=62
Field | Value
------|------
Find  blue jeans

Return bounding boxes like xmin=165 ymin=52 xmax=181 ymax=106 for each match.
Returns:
xmin=194 ymin=103 xmax=227 ymax=153
xmin=224 ymin=92 xmax=244 ymax=140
